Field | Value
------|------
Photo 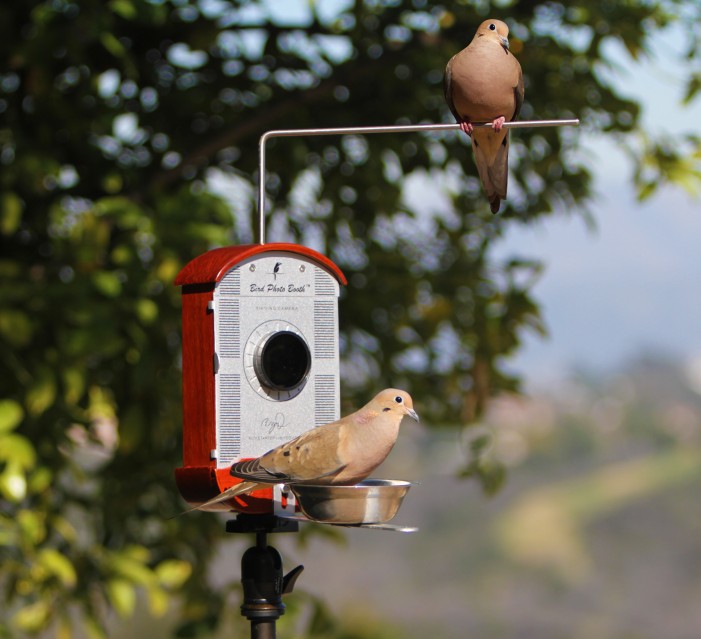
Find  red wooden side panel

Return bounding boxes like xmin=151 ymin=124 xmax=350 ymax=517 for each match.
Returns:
xmin=180 ymin=283 xmax=216 ymax=467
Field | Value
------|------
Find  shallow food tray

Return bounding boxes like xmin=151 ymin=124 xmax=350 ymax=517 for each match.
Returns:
xmin=290 ymin=479 xmax=411 ymax=525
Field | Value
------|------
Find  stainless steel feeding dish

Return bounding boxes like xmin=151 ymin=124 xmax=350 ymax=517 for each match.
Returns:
xmin=290 ymin=479 xmax=411 ymax=524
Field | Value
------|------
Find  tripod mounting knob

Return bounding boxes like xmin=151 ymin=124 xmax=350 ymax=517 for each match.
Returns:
xmin=240 ymin=542 xmax=304 ymax=621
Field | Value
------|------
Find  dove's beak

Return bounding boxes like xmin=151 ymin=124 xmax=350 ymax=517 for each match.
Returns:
xmin=405 ymin=408 xmax=419 ymax=422
xmin=500 ymin=36 xmax=510 ymax=50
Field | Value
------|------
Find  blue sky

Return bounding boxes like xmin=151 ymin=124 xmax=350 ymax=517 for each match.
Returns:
xmin=496 ymin=27 xmax=701 ymax=386
xmin=499 ymin=181 xmax=701 ymax=385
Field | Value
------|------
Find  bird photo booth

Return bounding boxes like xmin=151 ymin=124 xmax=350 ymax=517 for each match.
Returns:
xmin=174 ymin=120 xmax=579 ymax=519
xmin=174 ymin=242 xmax=346 ymax=514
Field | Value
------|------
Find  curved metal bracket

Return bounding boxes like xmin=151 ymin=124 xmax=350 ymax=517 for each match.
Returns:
xmin=256 ymin=118 xmax=580 ymax=244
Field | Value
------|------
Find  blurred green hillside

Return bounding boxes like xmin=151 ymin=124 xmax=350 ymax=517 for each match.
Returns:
xmin=248 ymin=355 xmax=701 ymax=639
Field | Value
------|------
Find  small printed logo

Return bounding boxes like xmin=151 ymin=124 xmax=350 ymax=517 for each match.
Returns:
xmin=247 ymin=261 xmax=308 ymax=294
xmin=262 ymin=412 xmax=287 ymax=435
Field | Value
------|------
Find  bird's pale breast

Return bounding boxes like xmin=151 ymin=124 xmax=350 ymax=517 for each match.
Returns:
xmin=450 ymin=44 xmax=518 ymax=122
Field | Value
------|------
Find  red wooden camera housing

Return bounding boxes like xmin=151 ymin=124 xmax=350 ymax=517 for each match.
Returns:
xmin=174 ymin=243 xmax=346 ymax=513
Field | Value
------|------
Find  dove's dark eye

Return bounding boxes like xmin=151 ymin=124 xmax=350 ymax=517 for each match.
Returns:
xmin=489 ymin=23 xmax=496 ymax=31
xmin=395 ymin=396 xmax=403 ymax=404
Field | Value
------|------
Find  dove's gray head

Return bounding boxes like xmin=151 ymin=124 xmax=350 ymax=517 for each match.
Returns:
xmin=474 ymin=19 xmax=510 ymax=51
xmin=373 ymin=389 xmax=419 ymax=423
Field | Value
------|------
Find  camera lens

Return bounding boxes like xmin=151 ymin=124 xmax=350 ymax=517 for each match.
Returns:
xmin=255 ymin=331 xmax=311 ymax=391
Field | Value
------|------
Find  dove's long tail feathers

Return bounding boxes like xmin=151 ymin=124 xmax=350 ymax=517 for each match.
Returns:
xmin=170 ymin=480 xmax=258 ymax=518
xmin=472 ymin=131 xmax=509 ymax=214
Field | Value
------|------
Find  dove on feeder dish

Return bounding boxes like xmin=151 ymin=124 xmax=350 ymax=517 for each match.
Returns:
xmin=182 ymin=389 xmax=419 ymax=513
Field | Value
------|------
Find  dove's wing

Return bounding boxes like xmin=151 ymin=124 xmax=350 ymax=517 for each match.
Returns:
xmin=513 ymin=65 xmax=524 ymax=120
xmin=443 ymin=56 xmax=461 ymax=123
xmin=229 ymin=426 xmax=346 ymax=484
xmin=259 ymin=424 xmax=347 ymax=481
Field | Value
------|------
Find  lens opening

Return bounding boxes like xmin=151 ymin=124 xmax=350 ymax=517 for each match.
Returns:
xmin=255 ymin=330 xmax=311 ymax=391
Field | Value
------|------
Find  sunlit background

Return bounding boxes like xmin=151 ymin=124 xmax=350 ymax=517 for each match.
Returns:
xmin=116 ymin=7 xmax=701 ymax=639
xmin=3 ymin=1 xmax=700 ymax=637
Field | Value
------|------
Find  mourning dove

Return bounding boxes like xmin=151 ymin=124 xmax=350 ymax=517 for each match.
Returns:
xmin=444 ymin=19 xmax=524 ymax=213
xmin=185 ymin=389 xmax=419 ymax=513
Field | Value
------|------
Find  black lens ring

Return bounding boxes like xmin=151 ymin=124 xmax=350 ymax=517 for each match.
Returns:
xmin=254 ymin=330 xmax=311 ymax=391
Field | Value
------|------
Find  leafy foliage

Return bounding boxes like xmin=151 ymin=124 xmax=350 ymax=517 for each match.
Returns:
xmin=0 ymin=0 xmax=699 ymax=636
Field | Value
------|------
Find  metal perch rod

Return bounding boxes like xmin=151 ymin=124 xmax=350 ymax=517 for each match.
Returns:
xmin=257 ymin=118 xmax=580 ymax=244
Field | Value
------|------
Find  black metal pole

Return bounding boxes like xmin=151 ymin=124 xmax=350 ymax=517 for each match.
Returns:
xmin=227 ymin=515 xmax=304 ymax=639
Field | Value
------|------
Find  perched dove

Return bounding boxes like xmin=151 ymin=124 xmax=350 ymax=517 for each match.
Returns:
xmin=185 ymin=389 xmax=419 ymax=513
xmin=444 ymin=19 xmax=524 ymax=213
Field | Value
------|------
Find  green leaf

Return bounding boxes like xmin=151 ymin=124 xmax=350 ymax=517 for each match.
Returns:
xmin=92 ymin=271 xmax=123 ymax=297
xmin=469 ymin=433 xmax=494 ymax=457
xmin=0 ymin=513 xmax=17 ymax=546
xmin=28 ymin=467 xmax=53 ymax=494
xmin=13 ymin=600 xmax=51 ymax=632
xmin=0 ymin=464 xmax=27 ymax=502
xmin=57 ymin=616 xmax=73 ymax=639
xmin=84 ymin=616 xmax=107 ymax=639
xmin=50 ymin=514 xmax=78 ymax=544
xmin=26 ymin=367 xmax=57 ymax=416
xmin=102 ymin=172 xmax=124 ymax=194
xmin=155 ymin=559 xmax=192 ymax=589
xmin=62 ymin=367 xmax=86 ymax=406
xmin=37 ymin=548 xmax=77 ymax=587
xmin=155 ymin=256 xmax=181 ymax=283
xmin=637 ymin=181 xmax=656 ymax=201
xmin=107 ymin=578 xmax=136 ymax=617
xmin=121 ymin=544 xmax=150 ymax=563
xmin=0 ymin=433 xmax=36 ymax=468
xmin=136 ymin=298 xmax=159 ymax=324
xmin=110 ymin=0 xmax=137 ymax=19
xmin=111 ymin=244 xmax=133 ymax=265
xmin=148 ymin=585 xmax=170 ymax=617
xmin=17 ymin=509 xmax=47 ymax=545
xmin=0 ymin=399 xmax=23 ymax=433
xmin=0 ymin=309 xmax=33 ymax=347
xmin=683 ymin=74 xmax=700 ymax=104
xmin=100 ymin=32 xmax=127 ymax=58
xmin=108 ymin=547 xmax=154 ymax=586
xmin=0 ymin=192 xmax=23 ymax=235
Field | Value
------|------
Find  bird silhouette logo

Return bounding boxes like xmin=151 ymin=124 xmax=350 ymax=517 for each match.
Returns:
xmin=272 ymin=262 xmax=282 ymax=280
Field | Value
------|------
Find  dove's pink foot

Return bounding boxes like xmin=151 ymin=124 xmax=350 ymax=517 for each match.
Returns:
xmin=491 ymin=116 xmax=506 ymax=132
xmin=458 ymin=119 xmax=474 ymax=136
